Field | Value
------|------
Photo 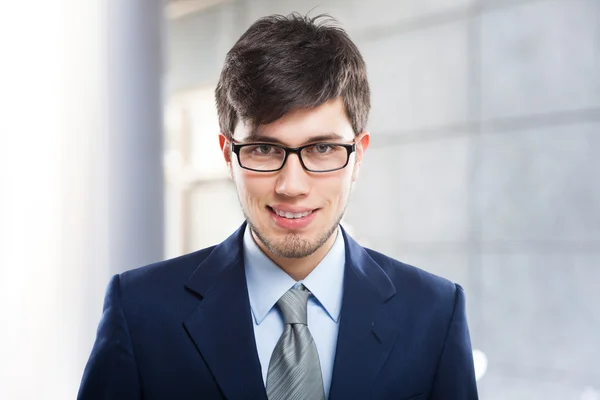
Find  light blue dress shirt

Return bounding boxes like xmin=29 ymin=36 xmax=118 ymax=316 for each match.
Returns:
xmin=243 ymin=225 xmax=346 ymax=398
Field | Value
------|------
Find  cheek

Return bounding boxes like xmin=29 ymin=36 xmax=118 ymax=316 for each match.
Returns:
xmin=340 ymin=167 xmax=355 ymax=190
xmin=231 ymin=170 xmax=251 ymax=204
xmin=350 ymin=158 xmax=361 ymax=182
xmin=322 ymin=171 xmax=353 ymax=204
xmin=234 ymin=171 xmax=272 ymax=207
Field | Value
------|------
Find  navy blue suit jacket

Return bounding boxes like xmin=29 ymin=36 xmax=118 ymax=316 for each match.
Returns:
xmin=78 ymin=223 xmax=478 ymax=399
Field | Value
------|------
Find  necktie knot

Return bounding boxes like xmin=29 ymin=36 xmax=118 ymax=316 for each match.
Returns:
xmin=277 ymin=285 xmax=310 ymax=325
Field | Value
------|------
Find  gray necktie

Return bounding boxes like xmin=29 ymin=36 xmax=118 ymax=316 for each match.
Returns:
xmin=266 ymin=285 xmax=326 ymax=400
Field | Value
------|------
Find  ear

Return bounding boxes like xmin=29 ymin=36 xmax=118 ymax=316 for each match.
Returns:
xmin=219 ymin=134 xmax=234 ymax=180
xmin=219 ymin=133 xmax=230 ymax=161
xmin=352 ymin=131 xmax=370 ymax=182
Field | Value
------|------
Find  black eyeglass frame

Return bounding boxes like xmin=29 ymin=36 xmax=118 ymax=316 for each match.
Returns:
xmin=230 ymin=140 xmax=356 ymax=173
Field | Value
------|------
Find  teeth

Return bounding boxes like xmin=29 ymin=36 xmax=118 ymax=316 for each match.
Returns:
xmin=273 ymin=209 xmax=312 ymax=219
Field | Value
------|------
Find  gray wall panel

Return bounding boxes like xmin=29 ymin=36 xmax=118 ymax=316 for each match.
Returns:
xmin=476 ymin=122 xmax=600 ymax=242
xmin=362 ymin=19 xmax=471 ymax=133
xmin=346 ymin=134 xmax=472 ymax=242
xmin=480 ymin=0 xmax=600 ymax=120
xmin=479 ymin=253 xmax=600 ymax=383
xmin=480 ymin=374 xmax=584 ymax=400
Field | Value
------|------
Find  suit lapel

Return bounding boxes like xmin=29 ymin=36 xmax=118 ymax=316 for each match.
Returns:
xmin=183 ymin=223 xmax=267 ymax=400
xmin=329 ymin=230 xmax=404 ymax=400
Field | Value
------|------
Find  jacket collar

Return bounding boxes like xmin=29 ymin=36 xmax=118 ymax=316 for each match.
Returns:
xmin=328 ymin=229 xmax=402 ymax=400
xmin=183 ymin=222 xmax=267 ymax=400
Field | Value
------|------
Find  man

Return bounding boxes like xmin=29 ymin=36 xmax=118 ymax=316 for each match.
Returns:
xmin=79 ymin=13 xmax=478 ymax=400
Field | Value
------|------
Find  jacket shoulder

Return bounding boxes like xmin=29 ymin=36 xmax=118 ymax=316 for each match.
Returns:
xmin=364 ymin=247 xmax=461 ymax=307
xmin=115 ymin=245 xmax=217 ymax=301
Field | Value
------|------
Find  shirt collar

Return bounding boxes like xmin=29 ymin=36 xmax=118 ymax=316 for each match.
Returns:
xmin=243 ymin=225 xmax=345 ymax=325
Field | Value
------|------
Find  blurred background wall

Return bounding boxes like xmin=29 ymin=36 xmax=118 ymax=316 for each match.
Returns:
xmin=1 ymin=0 xmax=598 ymax=399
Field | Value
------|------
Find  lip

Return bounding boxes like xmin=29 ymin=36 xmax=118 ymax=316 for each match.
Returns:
xmin=267 ymin=206 xmax=318 ymax=230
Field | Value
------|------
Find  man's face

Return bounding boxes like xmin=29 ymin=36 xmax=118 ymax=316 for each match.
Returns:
xmin=220 ymin=98 xmax=370 ymax=259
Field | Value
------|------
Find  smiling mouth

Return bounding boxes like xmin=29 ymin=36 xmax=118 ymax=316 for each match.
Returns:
xmin=267 ymin=206 xmax=316 ymax=219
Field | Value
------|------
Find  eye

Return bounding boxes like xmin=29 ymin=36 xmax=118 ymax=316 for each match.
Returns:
xmin=251 ymin=144 xmax=275 ymax=155
xmin=312 ymin=143 xmax=333 ymax=154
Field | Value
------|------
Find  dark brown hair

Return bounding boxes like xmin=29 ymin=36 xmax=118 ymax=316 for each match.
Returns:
xmin=215 ymin=13 xmax=370 ymax=139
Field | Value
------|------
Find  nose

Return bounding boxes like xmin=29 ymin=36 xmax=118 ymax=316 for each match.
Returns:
xmin=275 ymin=153 xmax=310 ymax=197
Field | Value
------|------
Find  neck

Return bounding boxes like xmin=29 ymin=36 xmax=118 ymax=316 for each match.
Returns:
xmin=252 ymin=229 xmax=339 ymax=281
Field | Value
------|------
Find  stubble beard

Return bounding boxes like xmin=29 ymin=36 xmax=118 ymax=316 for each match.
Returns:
xmin=244 ymin=207 xmax=345 ymax=259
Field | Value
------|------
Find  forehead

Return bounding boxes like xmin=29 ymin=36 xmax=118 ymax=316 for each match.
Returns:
xmin=232 ymin=98 xmax=355 ymax=145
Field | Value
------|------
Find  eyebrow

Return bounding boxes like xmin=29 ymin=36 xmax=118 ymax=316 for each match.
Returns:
xmin=242 ymin=131 xmax=346 ymax=145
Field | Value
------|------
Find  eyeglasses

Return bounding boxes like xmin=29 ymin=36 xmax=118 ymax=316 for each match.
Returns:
xmin=231 ymin=140 xmax=356 ymax=173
